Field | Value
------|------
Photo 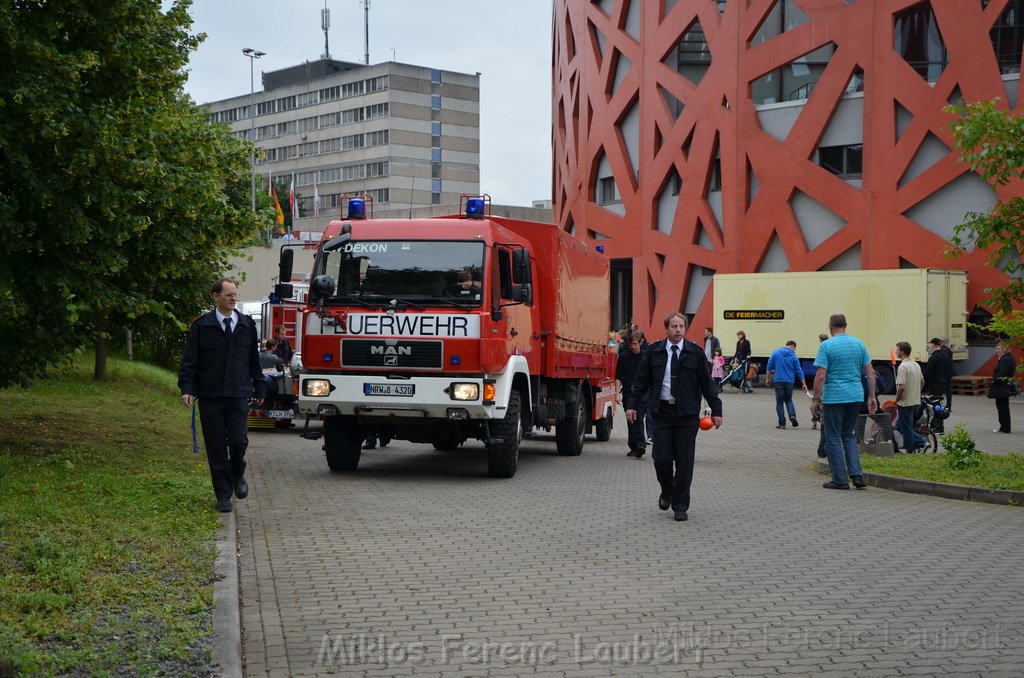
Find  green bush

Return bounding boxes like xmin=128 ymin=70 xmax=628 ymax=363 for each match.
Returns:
xmin=942 ymin=423 xmax=983 ymax=470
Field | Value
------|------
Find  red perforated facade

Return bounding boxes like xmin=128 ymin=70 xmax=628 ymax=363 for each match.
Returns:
xmin=552 ymin=0 xmax=1024 ymax=354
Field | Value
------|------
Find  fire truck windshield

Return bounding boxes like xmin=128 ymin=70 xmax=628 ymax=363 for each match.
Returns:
xmin=318 ymin=240 xmax=486 ymax=305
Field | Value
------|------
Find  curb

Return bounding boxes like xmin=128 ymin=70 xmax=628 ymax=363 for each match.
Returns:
xmin=815 ymin=459 xmax=1024 ymax=506
xmin=212 ymin=509 xmax=242 ymax=678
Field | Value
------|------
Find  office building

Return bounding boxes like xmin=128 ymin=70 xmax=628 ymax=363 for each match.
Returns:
xmin=204 ymin=59 xmax=480 ymax=224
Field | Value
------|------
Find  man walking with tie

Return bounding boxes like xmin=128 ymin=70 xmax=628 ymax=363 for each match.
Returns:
xmin=626 ymin=312 xmax=723 ymax=522
xmin=178 ymin=278 xmax=265 ymax=512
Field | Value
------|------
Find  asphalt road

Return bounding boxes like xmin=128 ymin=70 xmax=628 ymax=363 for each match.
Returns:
xmin=236 ymin=389 xmax=1024 ymax=677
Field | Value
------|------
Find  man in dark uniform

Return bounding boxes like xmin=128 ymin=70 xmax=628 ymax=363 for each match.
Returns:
xmin=923 ymin=337 xmax=952 ymax=433
xmin=626 ymin=312 xmax=723 ymax=522
xmin=616 ymin=331 xmax=648 ymax=459
xmin=179 ymin=278 xmax=265 ymax=513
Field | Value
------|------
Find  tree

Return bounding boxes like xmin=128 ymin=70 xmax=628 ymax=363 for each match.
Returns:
xmin=0 ymin=0 xmax=270 ymax=386
xmin=945 ymin=99 xmax=1024 ymax=345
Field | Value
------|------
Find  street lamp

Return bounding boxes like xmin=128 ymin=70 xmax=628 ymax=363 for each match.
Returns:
xmin=242 ymin=48 xmax=265 ymax=225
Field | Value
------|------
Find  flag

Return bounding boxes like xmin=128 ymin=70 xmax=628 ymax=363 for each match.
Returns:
xmin=313 ymin=180 xmax=320 ymax=217
xmin=289 ymin=174 xmax=297 ymax=220
xmin=271 ymin=186 xmax=285 ymax=229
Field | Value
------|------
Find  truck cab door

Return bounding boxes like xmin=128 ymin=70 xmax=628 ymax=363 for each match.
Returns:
xmin=494 ymin=246 xmax=536 ymax=368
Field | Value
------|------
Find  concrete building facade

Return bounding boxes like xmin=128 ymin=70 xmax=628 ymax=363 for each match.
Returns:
xmin=552 ymin=0 xmax=1024 ymax=364
xmin=204 ymin=59 xmax=480 ymax=228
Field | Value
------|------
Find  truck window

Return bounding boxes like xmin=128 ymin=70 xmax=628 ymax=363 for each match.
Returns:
xmin=317 ymin=240 xmax=486 ymax=305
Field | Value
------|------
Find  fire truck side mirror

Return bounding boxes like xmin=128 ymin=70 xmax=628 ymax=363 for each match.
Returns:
xmin=277 ymin=248 xmax=294 ymax=300
xmin=511 ymin=283 xmax=533 ymax=305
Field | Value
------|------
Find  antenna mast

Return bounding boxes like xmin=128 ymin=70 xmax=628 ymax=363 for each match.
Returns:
xmin=321 ymin=1 xmax=330 ymax=59
xmin=361 ymin=0 xmax=370 ymax=65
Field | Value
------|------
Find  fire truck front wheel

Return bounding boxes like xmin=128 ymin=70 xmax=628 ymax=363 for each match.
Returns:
xmin=323 ymin=416 xmax=362 ymax=472
xmin=486 ymin=390 xmax=522 ymax=478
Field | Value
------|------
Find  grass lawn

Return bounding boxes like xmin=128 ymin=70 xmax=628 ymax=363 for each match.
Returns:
xmin=860 ymin=450 xmax=1024 ymax=492
xmin=0 ymin=356 xmax=219 ymax=676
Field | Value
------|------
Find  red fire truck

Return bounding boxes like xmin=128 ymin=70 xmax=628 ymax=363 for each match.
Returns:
xmin=276 ymin=196 xmax=617 ymax=477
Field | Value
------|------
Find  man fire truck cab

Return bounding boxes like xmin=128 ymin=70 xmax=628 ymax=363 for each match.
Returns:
xmin=276 ymin=196 xmax=617 ymax=478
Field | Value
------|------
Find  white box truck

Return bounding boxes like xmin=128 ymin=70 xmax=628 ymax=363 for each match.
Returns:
xmin=712 ymin=269 xmax=969 ymax=365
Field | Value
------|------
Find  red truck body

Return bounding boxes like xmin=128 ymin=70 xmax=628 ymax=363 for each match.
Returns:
xmin=281 ymin=206 xmax=617 ymax=477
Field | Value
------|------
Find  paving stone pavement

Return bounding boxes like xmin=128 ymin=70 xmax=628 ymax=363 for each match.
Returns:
xmin=236 ymin=389 xmax=1024 ymax=677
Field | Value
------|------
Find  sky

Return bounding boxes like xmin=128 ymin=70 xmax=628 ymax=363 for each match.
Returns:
xmin=178 ymin=0 xmax=555 ymax=206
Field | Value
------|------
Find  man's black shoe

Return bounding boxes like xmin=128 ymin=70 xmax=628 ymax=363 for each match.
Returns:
xmin=658 ymin=495 xmax=671 ymax=511
xmin=790 ymin=417 xmax=799 ymax=427
xmin=674 ymin=511 xmax=688 ymax=521
xmin=217 ymin=497 xmax=233 ymax=513
xmin=822 ymin=481 xmax=850 ymax=490
xmin=851 ymin=475 xmax=867 ymax=489
xmin=234 ymin=476 xmax=248 ymax=499
xmin=626 ymin=450 xmax=640 ymax=458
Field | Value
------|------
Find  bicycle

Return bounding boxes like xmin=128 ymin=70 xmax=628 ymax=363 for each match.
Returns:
xmin=888 ymin=394 xmax=944 ymax=453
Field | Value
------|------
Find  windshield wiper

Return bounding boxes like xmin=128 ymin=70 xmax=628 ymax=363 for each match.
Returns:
xmin=331 ymin=294 xmax=378 ymax=308
xmin=428 ymin=299 xmax=475 ymax=310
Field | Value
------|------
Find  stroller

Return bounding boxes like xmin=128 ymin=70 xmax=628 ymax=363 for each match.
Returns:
xmin=722 ymin=360 xmax=756 ymax=393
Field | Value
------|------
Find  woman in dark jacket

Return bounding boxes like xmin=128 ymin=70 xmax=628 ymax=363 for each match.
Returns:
xmin=732 ymin=330 xmax=753 ymax=393
xmin=989 ymin=342 xmax=1017 ymax=433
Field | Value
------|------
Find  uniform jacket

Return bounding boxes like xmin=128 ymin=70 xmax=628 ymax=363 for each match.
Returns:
xmin=922 ymin=347 xmax=952 ymax=396
xmin=989 ymin=352 xmax=1018 ymax=399
xmin=178 ymin=310 xmax=265 ymax=400
xmin=627 ymin=338 xmax=723 ymax=418
xmin=615 ymin=345 xmax=646 ymax=393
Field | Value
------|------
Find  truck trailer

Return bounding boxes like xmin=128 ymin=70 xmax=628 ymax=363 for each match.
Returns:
xmin=276 ymin=197 xmax=618 ymax=478
xmin=712 ymin=269 xmax=969 ymax=365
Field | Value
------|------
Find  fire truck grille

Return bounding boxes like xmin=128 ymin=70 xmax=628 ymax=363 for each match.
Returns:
xmin=341 ymin=339 xmax=444 ymax=370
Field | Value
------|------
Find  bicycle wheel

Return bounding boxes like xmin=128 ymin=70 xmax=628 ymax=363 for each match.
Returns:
xmin=915 ymin=424 xmax=939 ymax=453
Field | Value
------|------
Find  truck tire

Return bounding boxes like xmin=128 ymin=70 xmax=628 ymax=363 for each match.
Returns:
xmin=556 ymin=385 xmax=586 ymax=456
xmin=486 ymin=390 xmax=521 ymax=478
xmin=594 ymin=412 xmax=613 ymax=442
xmin=323 ymin=416 xmax=362 ymax=472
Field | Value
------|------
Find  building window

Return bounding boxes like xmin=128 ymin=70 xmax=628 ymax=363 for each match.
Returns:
xmin=342 ymin=107 xmax=365 ymax=124
xmin=319 ymin=112 xmax=341 ymax=128
xmin=431 ymin=163 xmax=441 ymax=179
xmin=366 ymin=103 xmax=389 ymax=120
xmin=320 ymin=167 xmax=341 ymax=183
xmin=992 ymin=0 xmax=1024 ymax=75
xmin=432 ymin=191 xmax=441 ymax=205
xmin=257 ymin=100 xmax=276 ymax=116
xmin=297 ymin=142 xmax=317 ymax=157
xmin=675 ymin=20 xmax=711 ymax=86
xmin=342 ymin=134 xmax=365 ymax=151
xmin=599 ymin=177 xmax=619 ymax=204
xmin=319 ymin=85 xmax=340 ymax=102
xmin=320 ymin=137 xmax=342 ymax=154
xmin=818 ymin=144 xmax=863 ymax=178
xmin=297 ymin=116 xmax=317 ymax=133
xmin=366 ymin=130 xmax=389 ymax=146
xmin=894 ymin=3 xmax=948 ymax=83
xmin=277 ymin=120 xmax=296 ymax=136
xmin=366 ymin=75 xmax=389 ymax=93
xmin=431 ymin=94 xmax=441 ymax=109
xmin=709 ymin=159 xmax=722 ymax=191
xmin=341 ymin=81 xmax=365 ymax=98
xmin=431 ymin=147 xmax=442 ymax=162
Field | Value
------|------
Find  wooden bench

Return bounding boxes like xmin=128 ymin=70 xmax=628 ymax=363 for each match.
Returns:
xmin=950 ymin=375 xmax=991 ymax=396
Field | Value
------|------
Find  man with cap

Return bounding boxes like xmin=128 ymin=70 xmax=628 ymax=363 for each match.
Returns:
xmin=922 ymin=337 xmax=952 ymax=433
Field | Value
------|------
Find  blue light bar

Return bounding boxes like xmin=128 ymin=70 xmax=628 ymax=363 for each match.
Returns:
xmin=595 ymin=245 xmax=605 ymax=254
xmin=465 ymin=197 xmax=485 ymax=219
xmin=348 ymin=199 xmax=366 ymax=220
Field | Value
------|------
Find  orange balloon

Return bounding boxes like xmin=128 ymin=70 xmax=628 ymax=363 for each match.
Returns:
xmin=699 ymin=416 xmax=714 ymax=431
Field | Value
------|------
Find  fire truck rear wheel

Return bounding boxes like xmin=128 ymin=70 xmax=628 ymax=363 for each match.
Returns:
xmin=323 ymin=417 xmax=362 ymax=472
xmin=486 ymin=390 xmax=521 ymax=478
xmin=556 ymin=385 xmax=586 ymax=456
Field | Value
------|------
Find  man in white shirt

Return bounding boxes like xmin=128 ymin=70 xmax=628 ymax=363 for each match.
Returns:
xmin=895 ymin=341 xmax=927 ymax=453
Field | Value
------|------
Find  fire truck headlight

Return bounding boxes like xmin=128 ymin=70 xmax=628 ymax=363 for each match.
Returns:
xmin=303 ymin=379 xmax=333 ymax=397
xmin=449 ymin=383 xmax=479 ymax=401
